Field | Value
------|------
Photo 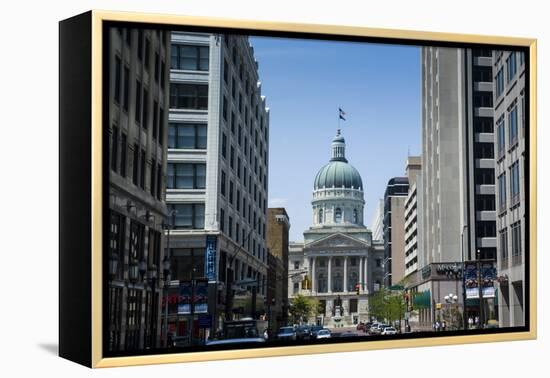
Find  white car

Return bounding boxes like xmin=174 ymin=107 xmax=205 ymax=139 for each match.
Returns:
xmin=381 ymin=327 xmax=397 ymax=335
xmin=316 ymin=329 xmax=331 ymax=339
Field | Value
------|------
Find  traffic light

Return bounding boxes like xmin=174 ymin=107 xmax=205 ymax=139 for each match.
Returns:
xmin=355 ymin=283 xmax=360 ymax=295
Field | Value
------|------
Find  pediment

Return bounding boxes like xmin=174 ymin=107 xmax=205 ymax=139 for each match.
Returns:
xmin=305 ymin=232 xmax=369 ymax=250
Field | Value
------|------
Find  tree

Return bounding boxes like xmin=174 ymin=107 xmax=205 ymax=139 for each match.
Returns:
xmin=288 ymin=294 xmax=319 ymax=324
xmin=368 ymin=287 xmax=406 ymax=325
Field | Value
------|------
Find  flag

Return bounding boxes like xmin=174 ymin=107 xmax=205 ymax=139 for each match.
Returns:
xmin=339 ymin=107 xmax=346 ymax=121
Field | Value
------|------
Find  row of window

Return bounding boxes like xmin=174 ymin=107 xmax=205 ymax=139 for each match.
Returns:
xmin=167 ymin=163 xmax=206 ymax=189
xmin=497 ymin=160 xmax=521 ymax=211
xmin=110 ymin=127 xmax=163 ymax=200
xmin=169 ymin=83 xmax=208 ymax=110
xmin=496 ymin=101 xmax=522 ymax=157
xmin=109 ymin=211 xmax=162 ymax=280
xmin=219 ymin=208 xmax=266 ymax=262
xmin=499 ymin=221 xmax=522 ymax=262
xmin=171 ymin=44 xmax=209 ymax=71
xmin=221 ymin=169 xmax=267 ymax=220
xmin=495 ymin=51 xmax=524 ymax=98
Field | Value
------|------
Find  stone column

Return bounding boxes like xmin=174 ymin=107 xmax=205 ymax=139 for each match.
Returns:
xmin=359 ymin=256 xmax=364 ymax=293
xmin=311 ymin=257 xmax=316 ymax=293
xmin=328 ymin=256 xmax=332 ymax=293
xmin=343 ymin=256 xmax=348 ymax=293
xmin=364 ymin=256 xmax=368 ymax=293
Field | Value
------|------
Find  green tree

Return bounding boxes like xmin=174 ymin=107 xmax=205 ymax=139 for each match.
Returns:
xmin=288 ymin=294 xmax=319 ymax=324
xmin=368 ymin=287 xmax=406 ymax=326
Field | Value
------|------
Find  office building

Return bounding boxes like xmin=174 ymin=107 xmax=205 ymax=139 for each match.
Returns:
xmin=383 ymin=177 xmax=409 ymax=287
xmin=107 ymin=27 xmax=171 ymax=351
xmin=266 ymin=208 xmax=291 ymax=333
xmin=404 ymin=156 xmax=422 ymax=278
xmin=165 ymin=32 xmax=270 ymax=343
xmin=493 ymin=50 xmax=526 ymax=328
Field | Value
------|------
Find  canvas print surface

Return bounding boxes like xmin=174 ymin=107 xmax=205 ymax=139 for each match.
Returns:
xmin=105 ymin=25 xmax=529 ymax=356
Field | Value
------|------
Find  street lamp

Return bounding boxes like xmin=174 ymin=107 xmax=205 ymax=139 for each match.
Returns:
xmin=444 ymin=293 xmax=458 ymax=330
xmin=162 ymin=254 xmax=171 ymax=347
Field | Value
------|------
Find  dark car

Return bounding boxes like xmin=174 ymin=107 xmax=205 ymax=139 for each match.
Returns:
xmin=277 ymin=326 xmax=297 ymax=341
xmin=296 ymin=325 xmax=312 ymax=340
xmin=310 ymin=325 xmax=324 ymax=337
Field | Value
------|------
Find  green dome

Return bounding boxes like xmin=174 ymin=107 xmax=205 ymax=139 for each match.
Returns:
xmin=314 ymin=161 xmax=363 ymax=190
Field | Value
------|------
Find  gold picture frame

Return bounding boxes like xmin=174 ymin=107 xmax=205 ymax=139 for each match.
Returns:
xmin=59 ymin=9 xmax=537 ymax=368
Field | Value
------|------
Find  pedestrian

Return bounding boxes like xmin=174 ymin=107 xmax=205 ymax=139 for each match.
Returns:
xmin=263 ymin=329 xmax=269 ymax=340
xmin=468 ymin=316 xmax=473 ymax=328
xmin=435 ymin=321 xmax=440 ymax=332
xmin=441 ymin=321 xmax=446 ymax=331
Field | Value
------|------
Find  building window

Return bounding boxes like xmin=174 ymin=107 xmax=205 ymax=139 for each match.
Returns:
xmin=475 ymin=168 xmax=495 ymax=185
xmin=221 ymin=170 xmax=226 ymax=196
xmin=472 ymin=66 xmax=492 ymax=82
xmin=353 ymin=209 xmax=358 ymax=224
xmin=142 ymin=88 xmax=149 ymax=129
xmin=223 ymin=59 xmax=228 ymax=83
xmin=509 ymin=104 xmax=518 ymax=147
xmin=511 ymin=221 xmax=522 ymax=264
xmin=171 ymin=44 xmax=209 ymax=71
xmin=168 ymin=123 xmax=207 ymax=149
xmin=495 ymin=68 xmax=504 ymax=98
xmin=132 ymin=144 xmax=139 ymax=185
xmin=167 ymin=163 xmax=206 ymax=189
xmin=497 ymin=116 xmax=505 ymax=157
xmin=473 ymin=92 xmax=493 ymax=108
xmin=135 ymin=80 xmax=142 ymax=124
xmin=332 ymin=208 xmax=340 ymax=223
xmin=120 ymin=133 xmax=127 ymax=177
xmin=158 ymin=107 xmax=165 ymax=145
xmin=476 ymin=221 xmax=496 ymax=238
xmin=223 ymin=96 xmax=228 ymax=121
xmin=150 ymin=159 xmax=157 ymax=197
xmin=111 ymin=126 xmax=119 ymax=172
xmin=144 ymin=38 xmax=150 ymax=69
xmin=229 ymin=181 xmax=234 ymax=204
xmin=473 ymin=117 xmax=493 ymax=134
xmin=123 ymin=66 xmax=130 ymax=112
xmin=498 ymin=173 xmax=507 ymax=211
xmin=318 ymin=208 xmax=323 ymax=224
xmin=474 ymin=143 xmax=494 ymax=159
xmin=500 ymin=229 xmax=508 ymax=262
xmin=170 ymin=84 xmax=208 ymax=110
xmin=293 ymin=282 xmax=299 ymax=294
xmin=294 ymin=261 xmax=300 ymax=269
xmin=475 ymin=195 xmax=495 ymax=211
xmin=220 ymin=208 xmax=225 ymax=232
xmin=114 ymin=56 xmax=121 ymax=104
xmin=168 ymin=204 xmax=205 ymax=229
xmin=221 ymin=133 xmax=227 ymax=158
xmin=506 ymin=52 xmax=517 ymax=82
xmin=228 ymin=216 xmax=233 ymax=238
xmin=230 ymin=146 xmax=235 ymax=169
xmin=510 ymin=161 xmax=520 ymax=205
xmin=139 ymin=150 xmax=146 ymax=189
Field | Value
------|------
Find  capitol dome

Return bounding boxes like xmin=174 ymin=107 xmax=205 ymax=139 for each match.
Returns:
xmin=313 ymin=130 xmax=363 ymax=190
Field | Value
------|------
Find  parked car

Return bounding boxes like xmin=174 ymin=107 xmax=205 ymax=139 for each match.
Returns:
xmin=316 ymin=329 xmax=332 ymax=339
xmin=277 ymin=326 xmax=297 ymax=341
xmin=381 ymin=327 xmax=397 ymax=335
xmin=310 ymin=325 xmax=324 ymax=337
xmin=296 ymin=325 xmax=312 ymax=340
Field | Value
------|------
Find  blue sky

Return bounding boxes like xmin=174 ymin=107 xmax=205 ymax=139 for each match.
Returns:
xmin=250 ymin=36 xmax=421 ymax=241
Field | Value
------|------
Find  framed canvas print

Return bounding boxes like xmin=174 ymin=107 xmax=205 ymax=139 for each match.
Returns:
xmin=59 ymin=10 xmax=537 ymax=368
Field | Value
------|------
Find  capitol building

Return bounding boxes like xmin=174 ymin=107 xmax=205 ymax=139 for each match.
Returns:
xmin=289 ymin=130 xmax=384 ymax=328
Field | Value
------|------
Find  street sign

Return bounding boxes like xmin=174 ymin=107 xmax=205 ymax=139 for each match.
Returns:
xmin=205 ymin=235 xmax=217 ymax=282
xmin=436 ymin=303 xmax=442 ymax=310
